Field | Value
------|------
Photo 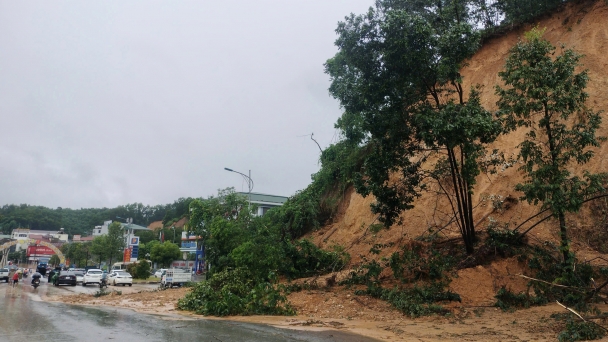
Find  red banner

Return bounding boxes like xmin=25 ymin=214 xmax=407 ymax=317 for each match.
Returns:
xmin=27 ymin=246 xmax=55 ymax=257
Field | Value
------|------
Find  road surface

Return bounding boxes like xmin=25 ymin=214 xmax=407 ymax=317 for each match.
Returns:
xmin=0 ymin=278 xmax=379 ymax=342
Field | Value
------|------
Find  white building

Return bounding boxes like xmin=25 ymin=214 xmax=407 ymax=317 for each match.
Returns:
xmin=237 ymin=192 xmax=288 ymax=216
xmin=92 ymin=220 xmax=112 ymax=236
xmin=10 ymin=228 xmax=69 ymax=251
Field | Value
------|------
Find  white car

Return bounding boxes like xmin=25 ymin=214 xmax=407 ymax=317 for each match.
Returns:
xmin=82 ymin=269 xmax=104 ymax=286
xmin=154 ymin=269 xmax=167 ymax=278
xmin=0 ymin=268 xmax=9 ymax=283
xmin=74 ymin=271 xmax=84 ymax=284
xmin=108 ymin=271 xmax=133 ymax=286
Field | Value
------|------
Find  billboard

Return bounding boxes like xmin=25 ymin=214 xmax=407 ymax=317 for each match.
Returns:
xmin=26 ymin=246 xmax=55 ymax=257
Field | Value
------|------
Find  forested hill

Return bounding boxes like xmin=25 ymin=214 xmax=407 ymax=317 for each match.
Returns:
xmin=0 ymin=197 xmax=195 ymax=236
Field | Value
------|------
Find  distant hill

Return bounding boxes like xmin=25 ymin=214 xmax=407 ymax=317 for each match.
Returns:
xmin=0 ymin=197 xmax=196 ymax=237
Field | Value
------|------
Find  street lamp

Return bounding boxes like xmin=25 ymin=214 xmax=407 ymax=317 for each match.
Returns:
xmin=171 ymin=226 xmax=176 ymax=243
xmin=224 ymin=167 xmax=254 ymax=209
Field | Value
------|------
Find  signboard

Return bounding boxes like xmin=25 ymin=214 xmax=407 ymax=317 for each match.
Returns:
xmin=123 ymin=247 xmax=131 ymax=263
xmin=26 ymin=246 xmax=55 ymax=257
xmin=171 ymin=260 xmax=195 ymax=268
xmin=129 ymin=237 xmax=139 ymax=246
xmin=131 ymin=246 xmax=139 ymax=259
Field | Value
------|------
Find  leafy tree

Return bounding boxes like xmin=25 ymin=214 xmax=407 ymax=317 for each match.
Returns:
xmin=90 ymin=235 xmax=108 ymax=266
xmin=63 ymin=242 xmax=91 ymax=267
xmin=325 ymin=0 xmax=502 ymax=253
xmin=150 ymin=242 xmax=181 ymax=267
xmin=135 ymin=229 xmax=157 ymax=244
xmin=8 ymin=250 xmax=26 ymax=264
xmin=49 ymin=254 xmax=60 ymax=266
xmin=126 ymin=261 xmax=151 ymax=279
xmin=188 ymin=188 xmax=345 ymax=280
xmin=496 ymin=27 xmax=606 ymax=264
xmin=106 ymin=222 xmax=125 ymax=266
xmin=138 ymin=240 xmax=160 ymax=262
xmin=188 ymin=188 xmax=253 ymax=273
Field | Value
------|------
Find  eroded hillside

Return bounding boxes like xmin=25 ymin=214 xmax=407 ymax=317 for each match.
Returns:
xmin=307 ymin=0 xmax=608 ymax=307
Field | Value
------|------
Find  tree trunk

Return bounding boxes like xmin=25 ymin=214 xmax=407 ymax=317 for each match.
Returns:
xmin=558 ymin=211 xmax=570 ymax=264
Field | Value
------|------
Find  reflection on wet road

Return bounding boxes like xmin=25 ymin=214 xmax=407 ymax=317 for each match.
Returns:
xmin=0 ymin=282 xmax=379 ymax=342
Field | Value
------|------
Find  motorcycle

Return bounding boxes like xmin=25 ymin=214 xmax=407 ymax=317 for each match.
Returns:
xmin=32 ymin=278 xmax=41 ymax=289
xmin=99 ymin=278 xmax=108 ymax=289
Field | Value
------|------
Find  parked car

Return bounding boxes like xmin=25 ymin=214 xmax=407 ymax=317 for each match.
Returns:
xmin=82 ymin=269 xmax=103 ymax=286
xmin=0 ymin=268 xmax=9 ymax=282
xmin=154 ymin=269 xmax=167 ymax=278
xmin=54 ymin=271 xmax=77 ymax=286
xmin=74 ymin=271 xmax=84 ymax=284
xmin=108 ymin=271 xmax=133 ymax=286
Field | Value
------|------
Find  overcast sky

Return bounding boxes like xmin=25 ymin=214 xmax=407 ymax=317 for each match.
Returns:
xmin=0 ymin=1 xmax=373 ymax=209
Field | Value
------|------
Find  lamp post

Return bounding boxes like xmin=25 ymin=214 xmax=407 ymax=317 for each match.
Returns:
xmin=224 ymin=167 xmax=254 ymax=210
xmin=171 ymin=226 xmax=176 ymax=244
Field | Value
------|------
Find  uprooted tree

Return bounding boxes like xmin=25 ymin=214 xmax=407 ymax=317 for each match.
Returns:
xmin=496 ymin=27 xmax=606 ymax=265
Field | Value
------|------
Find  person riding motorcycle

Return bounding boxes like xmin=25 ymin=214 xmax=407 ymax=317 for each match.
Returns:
xmin=98 ymin=271 xmax=109 ymax=288
xmin=31 ymin=272 xmax=42 ymax=284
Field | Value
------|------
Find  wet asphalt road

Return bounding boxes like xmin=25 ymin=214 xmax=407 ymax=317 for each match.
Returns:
xmin=0 ymin=279 xmax=379 ymax=342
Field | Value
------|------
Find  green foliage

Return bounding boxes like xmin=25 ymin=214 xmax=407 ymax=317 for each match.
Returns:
xmin=63 ymin=241 xmax=91 ymax=268
xmin=177 ymin=268 xmax=294 ymax=316
xmin=150 ymin=242 xmax=181 ymax=268
xmin=525 ymin=245 xmax=596 ymax=311
xmin=326 ymin=0 xmax=503 ymax=255
xmin=0 ymin=198 xmax=191 ymax=237
xmin=94 ymin=289 xmax=109 ymax=297
xmin=389 ymin=243 xmax=456 ymax=282
xmin=486 ymin=223 xmax=525 ymax=256
xmin=358 ymin=282 xmax=460 ymax=318
xmin=263 ymin=141 xmax=365 ymax=240
xmin=341 ymin=258 xmax=384 ymax=287
xmin=189 ymin=188 xmax=349 ymax=281
xmin=497 ymin=28 xmax=606 ymax=263
xmin=558 ymin=318 xmax=606 ymax=342
xmin=106 ymin=222 xmax=126 ymax=266
xmin=281 ymin=240 xmax=348 ymax=279
xmin=7 ymin=250 xmax=26 ymax=264
xmin=126 ymin=261 xmax=151 ymax=280
xmin=135 ymin=230 xmax=157 ymax=244
xmin=94 ymin=289 xmax=121 ymax=298
xmin=494 ymin=286 xmax=545 ymax=311
xmin=48 ymin=255 xmax=60 ymax=266
xmin=497 ymin=0 xmax=565 ymax=26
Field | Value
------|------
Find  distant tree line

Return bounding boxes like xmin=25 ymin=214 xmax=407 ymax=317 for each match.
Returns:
xmin=0 ymin=197 xmax=196 ymax=237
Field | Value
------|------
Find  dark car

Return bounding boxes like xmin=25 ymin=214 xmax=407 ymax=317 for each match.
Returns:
xmin=37 ymin=263 xmax=48 ymax=276
xmin=54 ymin=271 xmax=77 ymax=286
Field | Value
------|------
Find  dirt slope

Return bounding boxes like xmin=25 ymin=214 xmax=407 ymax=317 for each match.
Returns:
xmin=308 ymin=0 xmax=608 ymax=307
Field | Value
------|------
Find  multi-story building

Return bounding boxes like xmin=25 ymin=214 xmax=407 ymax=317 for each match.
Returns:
xmin=237 ymin=192 xmax=288 ymax=216
xmin=10 ymin=228 xmax=69 ymax=251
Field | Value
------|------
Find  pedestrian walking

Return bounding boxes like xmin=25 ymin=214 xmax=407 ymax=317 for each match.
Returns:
xmin=11 ymin=271 xmax=19 ymax=288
